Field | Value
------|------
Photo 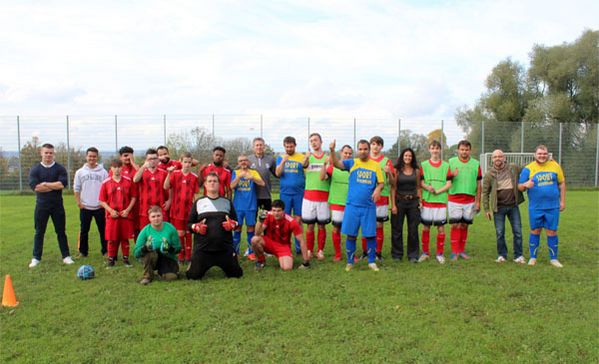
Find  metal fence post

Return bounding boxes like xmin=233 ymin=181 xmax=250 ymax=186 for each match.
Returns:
xmin=260 ymin=114 xmax=263 ymax=138
xmin=558 ymin=122 xmax=562 ymax=164
xmin=17 ymin=116 xmax=22 ymax=192
xmin=66 ymin=115 xmax=71 ymax=189
xmin=595 ymin=123 xmax=599 ymax=187
xmin=114 ymin=115 xmax=118 ymax=154
xmin=520 ymin=120 xmax=524 ymax=153
xmin=163 ymin=114 xmax=167 ymax=145
xmin=397 ymin=118 xmax=401 ymax=158
xmin=353 ymin=118 xmax=356 ymax=148
xmin=212 ymin=114 xmax=215 ymax=139
xmin=441 ymin=119 xmax=444 ymax=160
xmin=481 ymin=120 xmax=485 ymax=156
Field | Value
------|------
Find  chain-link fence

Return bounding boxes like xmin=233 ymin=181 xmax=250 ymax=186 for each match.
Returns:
xmin=1 ymin=115 xmax=597 ymax=191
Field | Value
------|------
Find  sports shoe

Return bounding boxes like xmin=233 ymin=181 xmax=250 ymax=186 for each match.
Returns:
xmin=345 ymin=264 xmax=354 ymax=272
xmin=550 ymin=259 xmax=563 ymax=268
xmin=375 ymin=252 xmax=383 ymax=262
xmin=333 ymin=255 xmax=342 ymax=262
xmin=106 ymin=257 xmax=116 ymax=268
xmin=122 ymin=256 xmax=132 ymax=267
xmin=450 ymin=253 xmax=458 ymax=261
xmin=418 ymin=254 xmax=430 ymax=263
xmin=76 ymin=253 xmax=87 ymax=258
xmin=436 ymin=255 xmax=445 ymax=264
xmin=514 ymin=256 xmax=526 ymax=264
xmin=29 ymin=258 xmax=41 ymax=268
xmin=316 ymin=250 xmax=325 ymax=261
xmin=139 ymin=278 xmax=151 ymax=285
xmin=496 ymin=256 xmax=506 ymax=263
xmin=307 ymin=250 xmax=314 ymax=260
xmin=255 ymin=261 xmax=265 ymax=271
xmin=528 ymin=258 xmax=537 ymax=266
xmin=63 ymin=256 xmax=75 ymax=265
xmin=459 ymin=252 xmax=471 ymax=260
xmin=247 ymin=253 xmax=257 ymax=261
xmin=368 ymin=263 xmax=380 ymax=272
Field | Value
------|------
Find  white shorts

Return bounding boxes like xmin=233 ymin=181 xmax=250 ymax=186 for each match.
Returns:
xmin=301 ymin=199 xmax=331 ymax=225
xmin=421 ymin=206 xmax=447 ymax=226
xmin=331 ymin=210 xmax=345 ymax=227
xmin=376 ymin=205 xmax=389 ymax=222
xmin=448 ymin=202 xmax=475 ymax=224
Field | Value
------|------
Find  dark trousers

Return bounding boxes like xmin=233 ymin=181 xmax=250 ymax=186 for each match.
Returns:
xmin=494 ymin=206 xmax=523 ymax=259
xmin=186 ymin=248 xmax=243 ymax=280
xmin=141 ymin=251 xmax=179 ymax=280
xmin=79 ymin=208 xmax=106 ymax=256
xmin=33 ymin=203 xmax=70 ymax=260
xmin=391 ymin=199 xmax=420 ymax=260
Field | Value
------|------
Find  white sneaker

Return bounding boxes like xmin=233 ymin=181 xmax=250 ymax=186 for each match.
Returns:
xmin=368 ymin=263 xmax=380 ymax=272
xmin=63 ymin=256 xmax=75 ymax=265
xmin=513 ymin=256 xmax=526 ymax=264
xmin=550 ymin=259 xmax=563 ymax=268
xmin=345 ymin=264 xmax=354 ymax=272
xmin=418 ymin=254 xmax=430 ymax=263
xmin=496 ymin=256 xmax=506 ymax=263
xmin=436 ymin=255 xmax=445 ymax=264
xmin=316 ymin=250 xmax=325 ymax=261
xmin=528 ymin=258 xmax=537 ymax=266
xmin=29 ymin=258 xmax=40 ymax=268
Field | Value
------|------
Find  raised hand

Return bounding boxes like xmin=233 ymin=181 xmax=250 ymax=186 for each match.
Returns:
xmin=329 ymin=139 xmax=336 ymax=151
xmin=192 ymin=219 xmax=207 ymax=234
xmin=222 ymin=215 xmax=237 ymax=231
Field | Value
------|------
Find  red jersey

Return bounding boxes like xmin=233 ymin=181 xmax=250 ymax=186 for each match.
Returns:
xmin=137 ymin=168 xmax=168 ymax=216
xmin=371 ymin=154 xmax=395 ymax=206
xmin=98 ymin=176 xmax=137 ymax=220
xmin=169 ymin=170 xmax=199 ymax=220
xmin=262 ymin=212 xmax=303 ymax=245
xmin=158 ymin=159 xmax=182 ymax=172
xmin=202 ymin=164 xmax=232 ymax=197
xmin=108 ymin=163 xmax=138 ymax=179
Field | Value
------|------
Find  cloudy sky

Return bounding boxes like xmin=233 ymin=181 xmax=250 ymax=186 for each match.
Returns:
xmin=0 ymin=0 xmax=597 ymax=151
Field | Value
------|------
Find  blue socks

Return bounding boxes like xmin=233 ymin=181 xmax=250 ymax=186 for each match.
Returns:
xmin=529 ymin=233 xmax=540 ymax=259
xmin=233 ymin=231 xmax=241 ymax=255
xmin=548 ymin=235 xmax=558 ymax=260
xmin=367 ymin=238 xmax=376 ymax=263
xmin=346 ymin=238 xmax=356 ymax=264
xmin=247 ymin=231 xmax=255 ymax=254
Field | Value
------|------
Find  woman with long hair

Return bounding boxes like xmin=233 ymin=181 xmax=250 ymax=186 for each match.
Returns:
xmin=390 ymin=148 xmax=422 ymax=262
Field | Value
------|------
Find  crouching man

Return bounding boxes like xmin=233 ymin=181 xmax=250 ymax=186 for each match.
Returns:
xmin=133 ymin=205 xmax=181 ymax=285
xmin=186 ymin=172 xmax=244 ymax=280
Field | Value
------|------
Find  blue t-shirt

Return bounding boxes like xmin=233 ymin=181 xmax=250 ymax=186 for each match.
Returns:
xmin=519 ymin=160 xmax=565 ymax=210
xmin=343 ymin=158 xmax=384 ymax=208
xmin=232 ymin=169 xmax=263 ymax=211
xmin=276 ymin=153 xmax=305 ymax=195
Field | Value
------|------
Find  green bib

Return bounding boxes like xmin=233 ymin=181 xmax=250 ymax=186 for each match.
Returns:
xmin=328 ymin=167 xmax=349 ymax=206
xmin=421 ymin=160 xmax=450 ymax=204
xmin=448 ymin=157 xmax=479 ymax=196
xmin=377 ymin=156 xmax=391 ymax=197
xmin=305 ymin=154 xmax=330 ymax=192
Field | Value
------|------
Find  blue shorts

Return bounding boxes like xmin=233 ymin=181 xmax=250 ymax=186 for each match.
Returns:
xmin=280 ymin=193 xmax=303 ymax=216
xmin=236 ymin=210 xmax=257 ymax=227
xmin=529 ymin=209 xmax=560 ymax=231
xmin=341 ymin=204 xmax=376 ymax=238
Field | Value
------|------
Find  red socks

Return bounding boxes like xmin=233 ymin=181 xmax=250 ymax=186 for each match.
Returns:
xmin=306 ymin=231 xmax=315 ymax=252
xmin=450 ymin=227 xmax=460 ymax=254
xmin=332 ymin=231 xmax=341 ymax=258
xmin=376 ymin=227 xmax=384 ymax=253
xmin=422 ymin=230 xmax=430 ymax=255
xmin=436 ymin=233 xmax=445 ymax=255
xmin=460 ymin=226 xmax=468 ymax=253
xmin=317 ymin=229 xmax=326 ymax=251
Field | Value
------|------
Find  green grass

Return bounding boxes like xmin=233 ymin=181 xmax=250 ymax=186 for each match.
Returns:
xmin=1 ymin=192 xmax=598 ymax=363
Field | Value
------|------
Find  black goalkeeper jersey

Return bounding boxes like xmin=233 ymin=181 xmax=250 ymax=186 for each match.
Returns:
xmin=188 ymin=196 xmax=237 ymax=252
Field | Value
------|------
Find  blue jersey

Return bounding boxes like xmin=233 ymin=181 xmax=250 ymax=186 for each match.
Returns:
xmin=232 ymin=169 xmax=263 ymax=211
xmin=343 ymin=158 xmax=384 ymax=208
xmin=519 ymin=160 xmax=565 ymax=210
xmin=276 ymin=153 xmax=305 ymax=195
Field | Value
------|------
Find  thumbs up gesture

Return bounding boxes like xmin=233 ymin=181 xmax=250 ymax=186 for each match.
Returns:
xmin=221 ymin=215 xmax=237 ymax=231
xmin=192 ymin=218 xmax=207 ymax=235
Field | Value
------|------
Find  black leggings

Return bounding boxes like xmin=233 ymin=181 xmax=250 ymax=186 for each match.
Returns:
xmin=186 ymin=248 xmax=243 ymax=280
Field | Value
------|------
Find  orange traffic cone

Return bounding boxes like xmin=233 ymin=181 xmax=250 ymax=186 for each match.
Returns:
xmin=2 ymin=275 xmax=19 ymax=307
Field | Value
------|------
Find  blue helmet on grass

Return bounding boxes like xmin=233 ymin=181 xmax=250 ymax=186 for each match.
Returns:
xmin=77 ymin=265 xmax=95 ymax=280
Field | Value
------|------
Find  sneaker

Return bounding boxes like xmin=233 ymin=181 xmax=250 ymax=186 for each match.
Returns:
xmin=418 ymin=254 xmax=430 ymax=263
xmin=247 ymin=253 xmax=257 ymax=261
xmin=450 ymin=253 xmax=458 ymax=262
xmin=63 ymin=256 xmax=75 ymax=265
xmin=375 ymin=252 xmax=383 ymax=262
xmin=459 ymin=252 xmax=471 ymax=260
xmin=550 ymin=259 xmax=563 ymax=268
xmin=255 ymin=262 xmax=265 ymax=271
xmin=333 ymin=255 xmax=342 ymax=262
xmin=368 ymin=263 xmax=380 ymax=272
xmin=139 ymin=278 xmax=151 ymax=285
xmin=106 ymin=257 xmax=116 ymax=268
xmin=528 ymin=258 xmax=537 ymax=266
xmin=514 ymin=256 xmax=526 ymax=264
xmin=76 ymin=253 xmax=88 ymax=258
xmin=436 ymin=255 xmax=445 ymax=264
xmin=122 ymin=256 xmax=132 ymax=267
xmin=307 ymin=250 xmax=313 ymax=260
xmin=345 ymin=264 xmax=354 ymax=272
xmin=496 ymin=256 xmax=506 ymax=263
xmin=29 ymin=258 xmax=41 ymax=268
xmin=316 ymin=250 xmax=325 ymax=261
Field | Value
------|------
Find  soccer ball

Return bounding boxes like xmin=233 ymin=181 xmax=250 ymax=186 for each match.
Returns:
xmin=76 ymin=265 xmax=95 ymax=280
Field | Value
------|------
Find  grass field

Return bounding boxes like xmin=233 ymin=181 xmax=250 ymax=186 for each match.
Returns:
xmin=1 ymin=192 xmax=598 ymax=363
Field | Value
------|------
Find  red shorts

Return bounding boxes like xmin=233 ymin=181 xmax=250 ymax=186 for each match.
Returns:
xmin=105 ymin=218 xmax=133 ymax=241
xmin=262 ymin=236 xmax=292 ymax=258
xmin=171 ymin=218 xmax=187 ymax=231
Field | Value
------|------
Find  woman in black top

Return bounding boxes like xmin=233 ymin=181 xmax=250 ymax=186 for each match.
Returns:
xmin=390 ymin=148 xmax=422 ymax=262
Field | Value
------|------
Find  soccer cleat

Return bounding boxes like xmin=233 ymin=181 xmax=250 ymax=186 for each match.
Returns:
xmin=459 ymin=252 xmax=471 ymax=260
xmin=550 ymin=259 xmax=563 ymax=268
xmin=122 ymin=256 xmax=132 ymax=267
xmin=375 ymin=252 xmax=383 ymax=262
xmin=139 ymin=278 xmax=151 ymax=285
xmin=106 ymin=257 xmax=116 ymax=268
xmin=316 ymin=250 xmax=325 ymax=261
xmin=368 ymin=263 xmax=380 ymax=272
xmin=528 ymin=258 xmax=537 ymax=266
xmin=63 ymin=256 xmax=75 ymax=265
xmin=345 ymin=264 xmax=354 ymax=272
xmin=496 ymin=256 xmax=506 ymax=263
xmin=29 ymin=258 xmax=41 ymax=268
xmin=418 ymin=254 xmax=430 ymax=263
xmin=436 ymin=255 xmax=445 ymax=264
xmin=333 ymin=255 xmax=342 ymax=262
xmin=450 ymin=253 xmax=458 ymax=261
xmin=247 ymin=253 xmax=257 ymax=261
xmin=255 ymin=262 xmax=265 ymax=271
xmin=513 ymin=256 xmax=526 ymax=264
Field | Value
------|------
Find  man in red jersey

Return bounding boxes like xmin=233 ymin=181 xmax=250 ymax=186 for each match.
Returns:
xmin=164 ymin=152 xmax=199 ymax=264
xmin=157 ymin=145 xmax=183 ymax=171
xmin=200 ymin=146 xmax=232 ymax=199
xmin=133 ymin=148 xmax=170 ymax=230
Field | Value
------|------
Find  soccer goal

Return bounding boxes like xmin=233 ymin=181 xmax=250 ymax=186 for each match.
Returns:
xmin=479 ymin=152 xmax=552 ymax=174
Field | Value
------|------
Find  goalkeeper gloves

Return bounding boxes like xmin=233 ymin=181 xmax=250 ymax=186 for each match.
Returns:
xmin=191 ymin=219 xmax=207 ymax=235
xmin=221 ymin=215 xmax=237 ymax=231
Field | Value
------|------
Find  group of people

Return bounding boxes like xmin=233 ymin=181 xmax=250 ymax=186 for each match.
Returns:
xmin=27 ymin=135 xmax=567 ymax=284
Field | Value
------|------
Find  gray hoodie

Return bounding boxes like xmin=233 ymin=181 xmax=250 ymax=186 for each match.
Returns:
xmin=73 ymin=163 xmax=108 ymax=209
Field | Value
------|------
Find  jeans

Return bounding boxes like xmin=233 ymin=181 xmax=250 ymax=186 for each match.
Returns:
xmin=493 ymin=206 xmax=523 ymax=259
xmin=391 ymin=199 xmax=420 ymax=260
xmin=33 ymin=203 xmax=70 ymax=260
xmin=79 ymin=208 xmax=106 ymax=256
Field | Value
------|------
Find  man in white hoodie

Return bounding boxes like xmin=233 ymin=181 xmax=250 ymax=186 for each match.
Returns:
xmin=74 ymin=147 xmax=109 ymax=257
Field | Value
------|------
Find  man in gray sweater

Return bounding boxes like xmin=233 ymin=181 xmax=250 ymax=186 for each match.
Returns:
xmin=248 ymin=137 xmax=277 ymax=211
